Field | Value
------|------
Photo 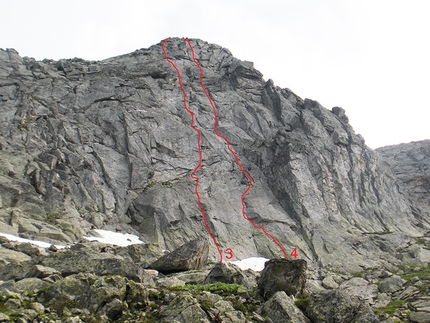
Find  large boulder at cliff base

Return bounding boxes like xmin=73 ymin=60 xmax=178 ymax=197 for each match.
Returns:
xmin=258 ymin=258 xmax=307 ymax=299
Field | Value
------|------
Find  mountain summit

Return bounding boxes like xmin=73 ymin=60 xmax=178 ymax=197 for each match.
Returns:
xmin=0 ymin=38 xmax=428 ymax=273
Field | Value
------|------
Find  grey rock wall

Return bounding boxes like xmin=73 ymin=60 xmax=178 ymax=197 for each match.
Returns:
xmin=0 ymin=38 xmax=428 ymax=272
xmin=377 ymin=140 xmax=430 ymax=226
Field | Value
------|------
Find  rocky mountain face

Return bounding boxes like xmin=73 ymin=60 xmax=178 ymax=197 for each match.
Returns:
xmin=2 ymin=37 xmax=430 ymax=323
xmin=377 ymin=140 xmax=430 ymax=225
xmin=0 ymin=37 xmax=429 ymax=275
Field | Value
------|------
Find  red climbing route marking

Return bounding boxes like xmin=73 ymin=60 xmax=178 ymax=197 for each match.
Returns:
xmin=183 ymin=37 xmax=288 ymax=260
xmin=162 ymin=37 xmax=288 ymax=261
xmin=162 ymin=38 xmax=223 ymax=263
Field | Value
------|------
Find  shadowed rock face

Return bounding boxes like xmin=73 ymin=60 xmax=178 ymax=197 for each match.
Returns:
xmin=0 ymin=39 xmax=428 ymax=272
xmin=377 ymin=140 xmax=430 ymax=225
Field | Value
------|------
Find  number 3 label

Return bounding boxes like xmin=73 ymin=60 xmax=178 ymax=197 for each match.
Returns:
xmin=225 ymin=248 xmax=233 ymax=259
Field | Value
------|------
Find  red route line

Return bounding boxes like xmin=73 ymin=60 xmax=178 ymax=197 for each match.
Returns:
xmin=183 ymin=37 xmax=288 ymax=260
xmin=161 ymin=38 xmax=223 ymax=263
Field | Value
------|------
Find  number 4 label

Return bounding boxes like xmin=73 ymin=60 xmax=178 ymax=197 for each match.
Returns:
xmin=290 ymin=248 xmax=298 ymax=258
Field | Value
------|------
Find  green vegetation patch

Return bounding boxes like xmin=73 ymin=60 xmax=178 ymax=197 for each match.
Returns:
xmin=397 ymin=263 xmax=430 ymax=281
xmin=294 ymin=296 xmax=310 ymax=311
xmin=226 ymin=295 xmax=247 ymax=315
xmin=415 ymin=238 xmax=426 ymax=245
xmin=373 ymin=300 xmax=407 ymax=315
xmin=168 ymin=282 xmax=242 ymax=295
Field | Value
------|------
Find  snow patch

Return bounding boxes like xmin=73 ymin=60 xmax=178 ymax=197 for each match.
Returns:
xmin=228 ymin=257 xmax=269 ymax=271
xmin=84 ymin=229 xmax=144 ymax=247
xmin=0 ymin=232 xmax=65 ymax=249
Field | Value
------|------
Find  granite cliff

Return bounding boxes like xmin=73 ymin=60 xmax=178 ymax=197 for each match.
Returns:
xmin=377 ymin=140 xmax=430 ymax=226
xmin=0 ymin=38 xmax=429 ymax=273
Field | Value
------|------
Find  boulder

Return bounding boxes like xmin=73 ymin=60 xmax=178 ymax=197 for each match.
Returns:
xmin=0 ymin=260 xmax=37 ymax=281
xmin=157 ymin=276 xmax=185 ymax=288
xmin=322 ymin=275 xmax=339 ymax=289
xmin=40 ymin=244 xmax=145 ymax=281
xmin=158 ymin=292 xmax=210 ymax=323
xmin=33 ymin=264 xmax=60 ymax=278
xmin=135 ymin=268 xmax=159 ymax=287
xmin=373 ymin=293 xmax=391 ymax=309
xmin=262 ymin=291 xmax=310 ymax=323
xmin=339 ymin=277 xmax=378 ymax=303
xmin=0 ymin=247 xmax=31 ymax=264
xmin=100 ymin=298 xmax=123 ymax=320
xmin=203 ymin=262 xmax=259 ymax=290
xmin=0 ymin=240 xmax=162 ymax=284
xmin=411 ymin=298 xmax=430 ymax=312
xmin=41 ymin=273 xmax=129 ymax=315
xmin=378 ymin=275 xmax=406 ymax=293
xmin=213 ymin=299 xmax=247 ymax=323
xmin=409 ymin=311 xmax=430 ymax=323
xmin=169 ymin=269 xmax=209 ymax=284
xmin=305 ymin=289 xmax=379 ymax=323
xmin=42 ymin=251 xmax=135 ymax=275
xmin=113 ymin=243 xmax=164 ymax=267
xmin=3 ymin=277 xmax=51 ymax=293
xmin=16 ymin=242 xmax=49 ymax=257
xmin=124 ymin=280 xmax=150 ymax=310
xmin=397 ymin=285 xmax=420 ymax=299
xmin=149 ymin=238 xmax=209 ymax=274
xmin=258 ymin=258 xmax=307 ymax=299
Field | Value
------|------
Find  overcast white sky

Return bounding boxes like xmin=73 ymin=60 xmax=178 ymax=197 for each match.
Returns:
xmin=1 ymin=0 xmax=429 ymax=148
